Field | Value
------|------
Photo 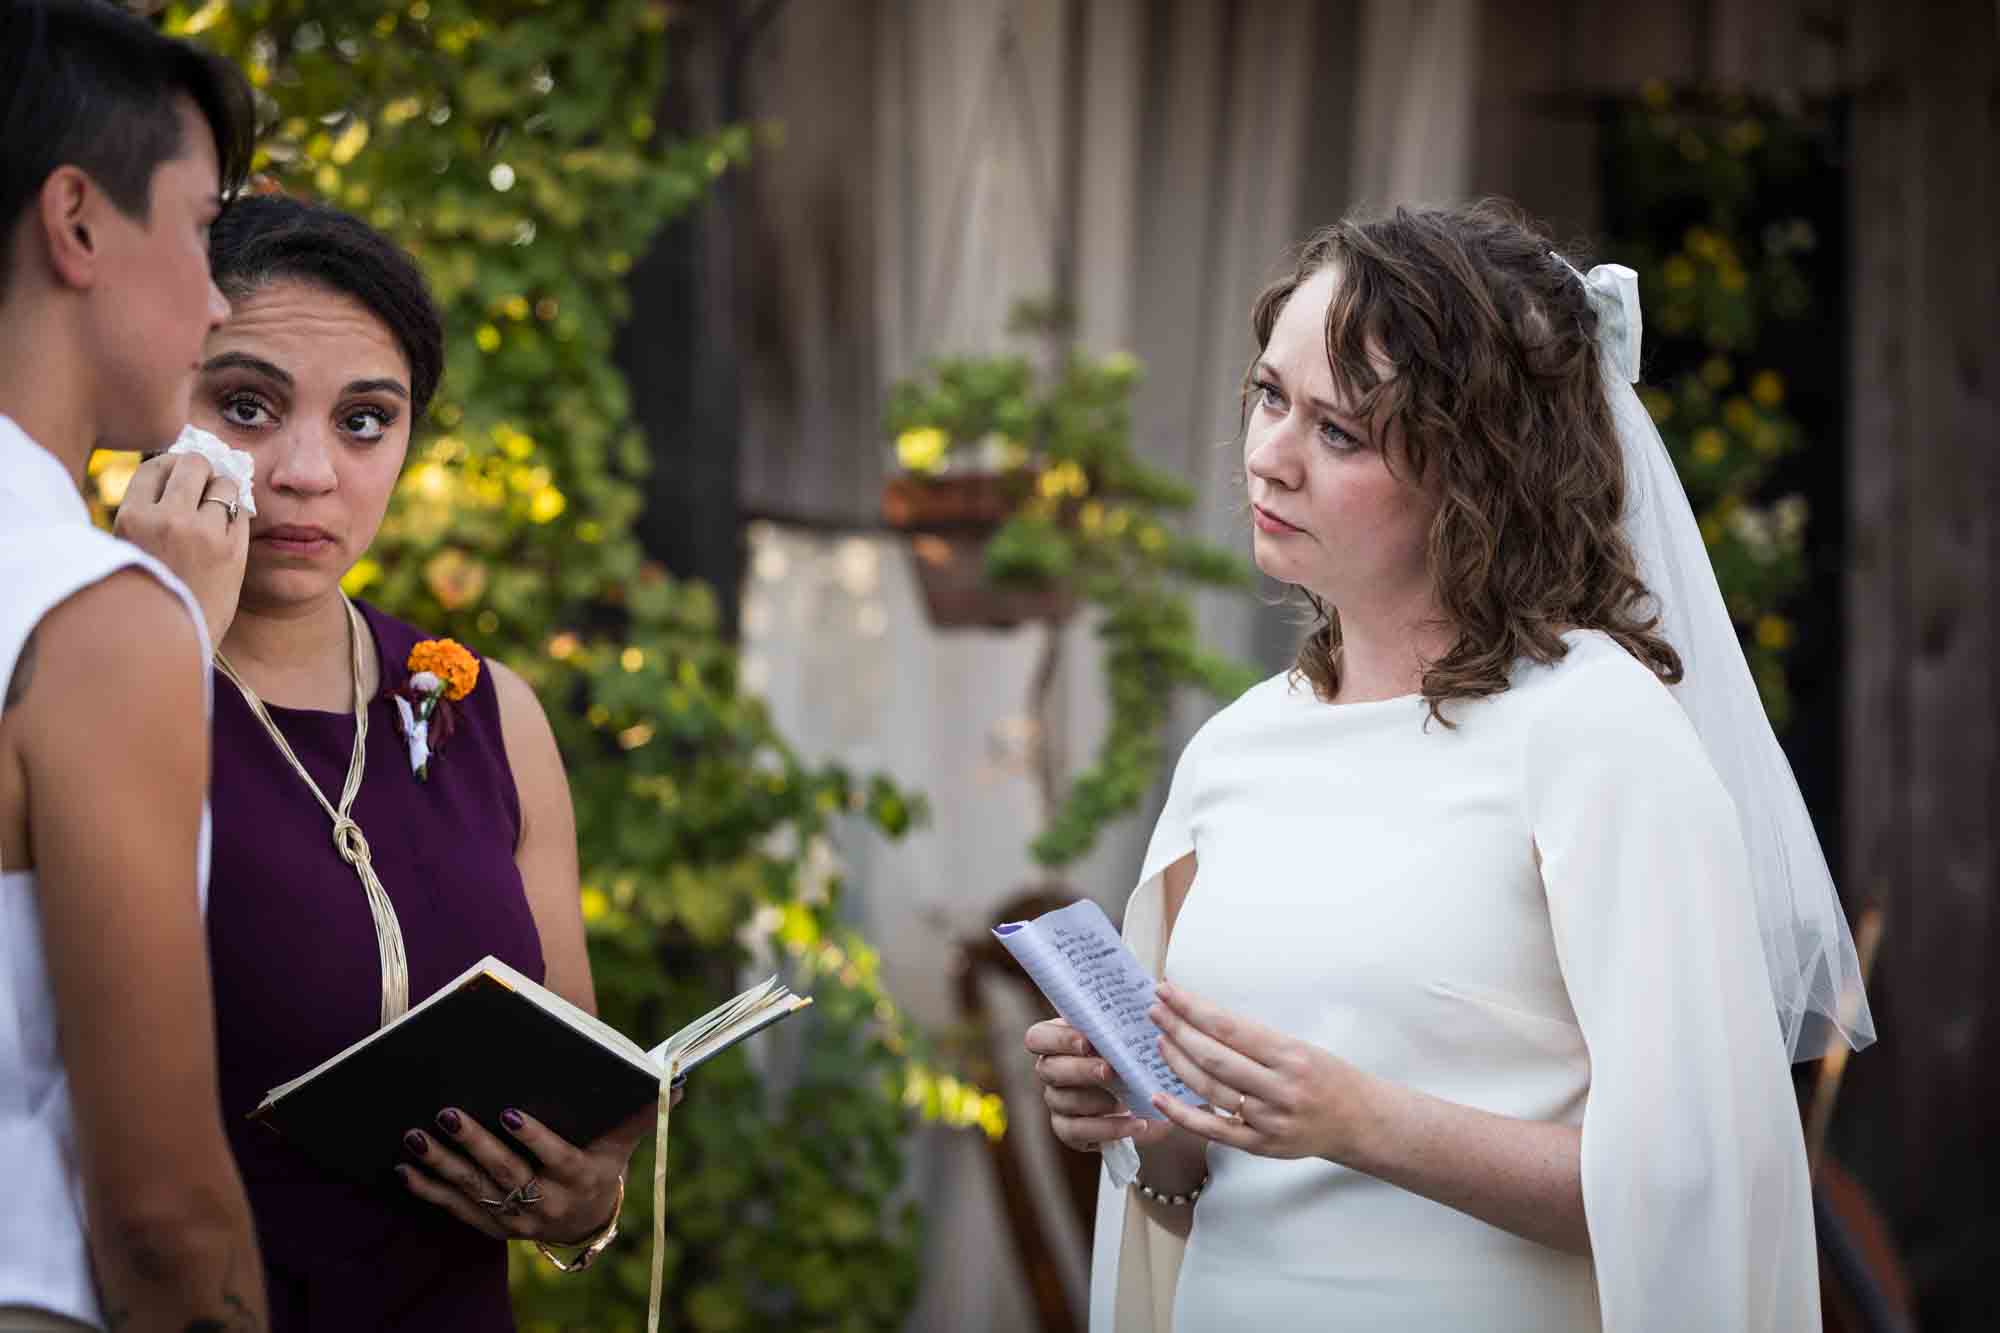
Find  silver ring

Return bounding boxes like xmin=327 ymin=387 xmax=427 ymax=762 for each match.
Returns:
xmin=503 ymin=1177 xmax=544 ymax=1212
xmin=200 ymin=494 xmax=240 ymax=522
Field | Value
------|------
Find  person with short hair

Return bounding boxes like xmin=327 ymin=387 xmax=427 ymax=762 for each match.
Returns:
xmin=1029 ymin=202 xmax=1869 ymax=1331
xmin=117 ymin=192 xmax=660 ymax=1330
xmin=0 ymin=1 xmax=268 ymax=1329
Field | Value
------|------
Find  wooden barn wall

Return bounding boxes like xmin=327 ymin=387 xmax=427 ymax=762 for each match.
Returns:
xmin=1838 ymin=2 xmax=1998 ymax=1325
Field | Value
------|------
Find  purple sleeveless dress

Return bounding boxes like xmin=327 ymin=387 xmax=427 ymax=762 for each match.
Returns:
xmin=207 ymin=601 xmax=544 ymax=1332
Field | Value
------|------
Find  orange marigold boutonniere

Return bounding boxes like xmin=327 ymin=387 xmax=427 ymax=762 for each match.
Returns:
xmin=407 ymin=639 xmax=480 ymax=700
xmin=386 ymin=639 xmax=481 ymax=781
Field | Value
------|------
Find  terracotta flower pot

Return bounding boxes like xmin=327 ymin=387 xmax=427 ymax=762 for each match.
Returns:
xmin=881 ymin=474 xmax=1076 ymax=630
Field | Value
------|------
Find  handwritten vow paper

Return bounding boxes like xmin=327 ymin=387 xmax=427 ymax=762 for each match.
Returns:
xmin=993 ymin=899 xmax=1195 ymax=1119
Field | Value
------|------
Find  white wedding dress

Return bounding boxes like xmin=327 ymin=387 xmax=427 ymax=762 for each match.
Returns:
xmin=1092 ymin=631 xmax=1819 ymax=1332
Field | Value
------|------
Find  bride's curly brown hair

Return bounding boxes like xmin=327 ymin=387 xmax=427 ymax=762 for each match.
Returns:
xmin=1250 ymin=200 xmax=1681 ymax=722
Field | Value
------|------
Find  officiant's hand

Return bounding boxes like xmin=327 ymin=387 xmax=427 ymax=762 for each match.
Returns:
xmin=1146 ymin=980 xmax=1378 ymax=1164
xmin=1026 ymin=1018 xmax=1173 ymax=1152
xmin=114 ymin=452 xmax=249 ymax=647
xmin=396 ymin=1085 xmax=684 ymax=1243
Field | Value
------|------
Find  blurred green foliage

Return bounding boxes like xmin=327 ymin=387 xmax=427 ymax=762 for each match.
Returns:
xmin=165 ymin=2 xmax=993 ymax=1327
xmin=1606 ymin=82 xmax=1833 ymax=726
xmin=886 ymin=332 xmax=1260 ymax=867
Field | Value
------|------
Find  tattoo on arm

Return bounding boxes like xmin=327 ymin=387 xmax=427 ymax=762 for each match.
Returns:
xmin=97 ymin=1243 xmax=265 ymax=1333
xmin=4 ymin=626 xmax=36 ymax=709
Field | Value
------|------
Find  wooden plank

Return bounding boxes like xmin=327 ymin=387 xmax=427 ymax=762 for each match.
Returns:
xmin=1838 ymin=8 xmax=2000 ymax=1314
xmin=1837 ymin=0 xmax=1916 ymax=1218
xmin=1467 ymin=0 xmax=1599 ymax=239
xmin=732 ymin=0 xmax=887 ymax=527
xmin=1897 ymin=0 xmax=1996 ymax=1236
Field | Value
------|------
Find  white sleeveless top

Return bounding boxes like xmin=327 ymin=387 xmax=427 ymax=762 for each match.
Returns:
xmin=0 ymin=415 xmax=212 ymax=1327
xmin=1093 ymin=637 xmax=1818 ymax=1332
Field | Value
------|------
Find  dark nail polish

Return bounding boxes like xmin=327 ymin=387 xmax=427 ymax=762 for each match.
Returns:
xmin=500 ymin=1107 xmax=524 ymax=1132
xmin=437 ymin=1108 xmax=462 ymax=1135
xmin=403 ymin=1130 xmax=429 ymax=1156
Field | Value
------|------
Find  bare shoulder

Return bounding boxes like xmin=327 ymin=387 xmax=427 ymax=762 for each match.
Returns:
xmin=18 ymin=568 xmax=204 ymax=717
xmin=486 ymin=655 xmax=559 ymax=755
xmin=483 ymin=656 xmax=568 ymax=831
xmin=2 ymin=569 xmax=206 ymax=869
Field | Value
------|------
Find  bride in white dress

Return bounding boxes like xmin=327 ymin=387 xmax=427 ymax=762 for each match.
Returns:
xmin=1025 ymin=202 xmax=1872 ymax=1332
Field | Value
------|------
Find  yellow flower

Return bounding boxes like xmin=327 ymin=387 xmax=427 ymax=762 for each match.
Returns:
xmin=475 ymin=324 xmax=502 ymax=353
xmin=1723 ymin=397 xmax=1757 ymax=433
xmin=1038 ymin=460 xmax=1089 ymax=500
xmin=329 ymin=119 xmax=370 ymax=166
xmin=341 ymin=558 xmax=383 ymax=596
xmin=1692 ymin=428 xmax=1728 ymax=465
xmin=1755 ymin=615 xmax=1793 ymax=651
xmin=1663 ymin=256 xmax=1696 ymax=289
xmin=1701 ymin=356 xmax=1734 ymax=389
xmin=579 ymin=887 xmax=611 ymax=923
xmin=1750 ymin=370 xmax=1785 ymax=408
xmin=1724 ymin=120 xmax=1765 ymax=155
xmin=895 ymin=426 xmax=949 ymax=474
xmin=1718 ymin=265 xmax=1747 ymax=293
xmin=407 ymin=638 xmax=480 ymax=700
xmin=528 ymin=486 xmax=567 ymax=524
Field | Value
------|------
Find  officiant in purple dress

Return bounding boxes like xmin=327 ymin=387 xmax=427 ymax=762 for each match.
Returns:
xmin=120 ymin=195 xmax=669 ymax=1330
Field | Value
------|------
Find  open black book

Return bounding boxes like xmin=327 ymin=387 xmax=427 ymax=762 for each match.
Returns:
xmin=251 ymin=956 xmax=810 ymax=1183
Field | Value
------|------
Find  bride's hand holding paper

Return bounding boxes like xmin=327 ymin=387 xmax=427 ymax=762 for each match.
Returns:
xmin=1025 ymin=1018 xmax=1173 ymax=1151
xmin=1147 ymin=980 xmax=1380 ymax=1164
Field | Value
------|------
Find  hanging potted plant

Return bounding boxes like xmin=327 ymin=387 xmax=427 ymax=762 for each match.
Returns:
xmin=882 ymin=334 xmax=1261 ymax=866
xmin=881 ymin=353 xmax=1075 ymax=628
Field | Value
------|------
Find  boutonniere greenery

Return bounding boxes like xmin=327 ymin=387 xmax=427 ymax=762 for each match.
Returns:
xmin=387 ymin=639 xmax=480 ymax=781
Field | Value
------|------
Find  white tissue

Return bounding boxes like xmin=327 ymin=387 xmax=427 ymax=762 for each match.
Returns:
xmin=165 ymin=424 xmax=257 ymax=516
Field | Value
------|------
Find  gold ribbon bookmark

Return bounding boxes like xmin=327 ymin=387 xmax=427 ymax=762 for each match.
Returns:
xmin=648 ymin=1058 xmax=679 ymax=1333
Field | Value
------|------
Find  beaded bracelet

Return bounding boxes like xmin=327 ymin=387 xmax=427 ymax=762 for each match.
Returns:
xmin=1134 ymin=1172 xmax=1208 ymax=1207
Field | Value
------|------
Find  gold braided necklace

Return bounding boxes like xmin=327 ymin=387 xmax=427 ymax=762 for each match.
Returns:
xmin=214 ymin=594 xmax=410 ymax=1026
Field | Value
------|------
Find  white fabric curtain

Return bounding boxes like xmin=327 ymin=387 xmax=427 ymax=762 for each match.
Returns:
xmin=728 ymin=1 xmax=1480 ymax=1326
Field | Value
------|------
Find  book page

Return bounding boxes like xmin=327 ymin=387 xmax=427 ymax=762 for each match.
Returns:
xmin=646 ymin=978 xmax=811 ymax=1072
xmin=994 ymin=900 xmax=1194 ymax=1119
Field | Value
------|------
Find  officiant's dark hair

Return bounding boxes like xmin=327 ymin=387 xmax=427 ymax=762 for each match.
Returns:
xmin=1249 ymin=199 xmax=1682 ymax=725
xmin=0 ymin=0 xmax=254 ymax=299
xmin=208 ymin=194 xmax=445 ymax=417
